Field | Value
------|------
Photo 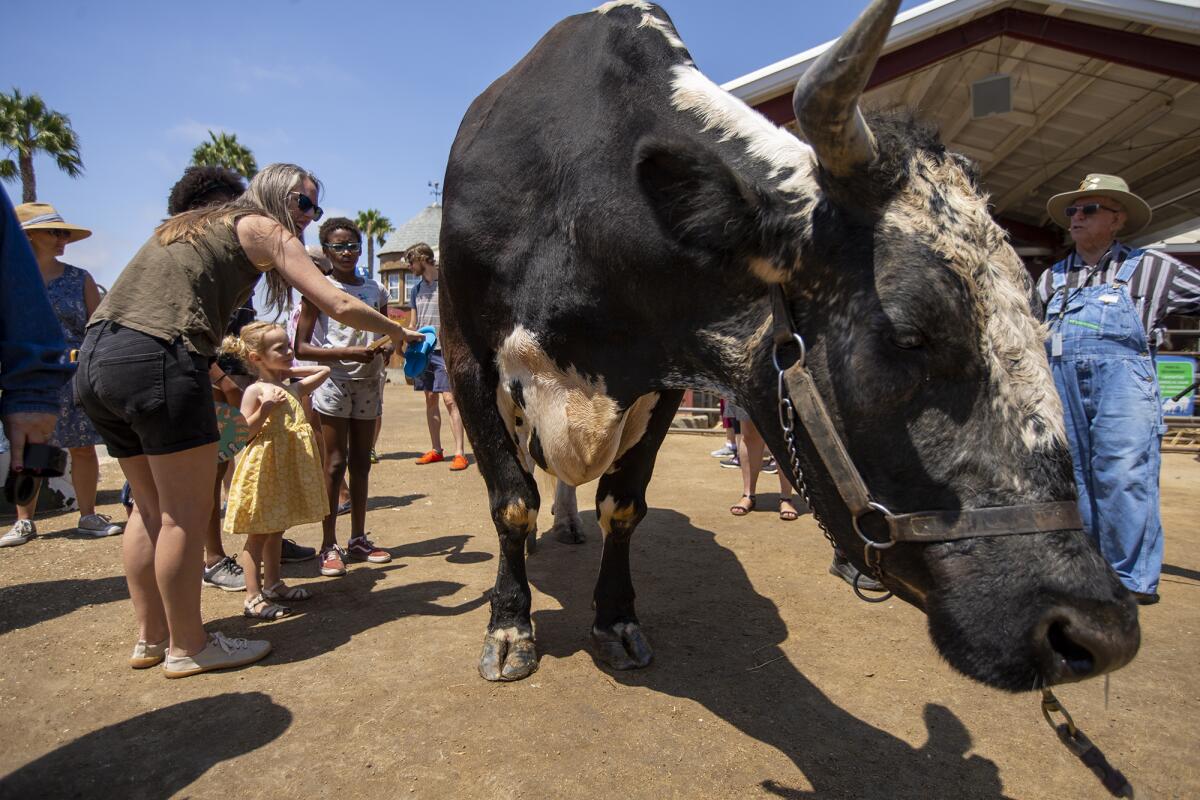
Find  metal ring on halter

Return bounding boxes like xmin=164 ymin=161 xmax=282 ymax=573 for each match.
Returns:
xmin=853 ymin=571 xmax=893 ymax=603
xmin=771 ymin=333 xmax=806 ymax=372
xmin=852 ymin=501 xmax=896 ymax=550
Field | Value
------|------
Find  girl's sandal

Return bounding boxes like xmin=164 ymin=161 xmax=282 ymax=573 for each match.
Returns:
xmin=263 ymin=581 xmax=311 ymax=601
xmin=779 ymin=497 xmax=800 ymax=522
xmin=730 ymin=494 xmax=756 ymax=516
xmin=244 ymin=592 xmax=291 ymax=620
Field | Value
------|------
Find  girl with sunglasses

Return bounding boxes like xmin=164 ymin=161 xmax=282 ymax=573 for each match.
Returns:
xmin=75 ymin=163 xmax=423 ymax=677
xmin=294 ymin=217 xmax=394 ymax=576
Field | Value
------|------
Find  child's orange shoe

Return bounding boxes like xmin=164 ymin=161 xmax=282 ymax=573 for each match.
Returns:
xmin=415 ymin=449 xmax=444 ymax=465
xmin=449 ymin=454 xmax=469 ymax=471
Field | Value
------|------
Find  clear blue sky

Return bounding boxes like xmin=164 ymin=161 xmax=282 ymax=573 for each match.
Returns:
xmin=3 ymin=0 xmax=922 ymax=290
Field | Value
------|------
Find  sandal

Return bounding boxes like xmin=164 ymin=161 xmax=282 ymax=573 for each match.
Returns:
xmin=730 ymin=494 xmax=756 ymax=516
xmin=243 ymin=592 xmax=291 ymax=620
xmin=779 ymin=497 xmax=800 ymax=521
xmin=263 ymin=581 xmax=311 ymax=601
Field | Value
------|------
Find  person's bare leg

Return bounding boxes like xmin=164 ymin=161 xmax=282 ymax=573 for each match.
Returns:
xmin=320 ymin=414 xmax=349 ymax=550
xmin=240 ymin=533 xmax=267 ymax=599
xmin=205 ymin=461 xmax=230 ymax=567
xmin=68 ymin=446 xmax=100 ymax=517
xmin=146 ymin=444 xmax=218 ymax=656
xmin=262 ymin=533 xmax=283 ymax=590
xmin=14 ymin=489 xmax=38 ymax=523
xmin=443 ymin=392 xmax=466 ymax=458
xmin=425 ymin=391 xmax=442 ymax=452
xmin=733 ymin=423 xmax=764 ymax=513
xmin=347 ymin=418 xmax=375 ymax=539
xmin=118 ymin=456 xmax=167 ymax=645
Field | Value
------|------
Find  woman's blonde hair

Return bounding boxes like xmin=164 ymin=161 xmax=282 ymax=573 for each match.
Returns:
xmin=156 ymin=163 xmax=323 ymax=313
xmin=219 ymin=321 xmax=284 ymax=376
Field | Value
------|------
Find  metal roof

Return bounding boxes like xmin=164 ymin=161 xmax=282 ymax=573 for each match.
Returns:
xmin=378 ymin=203 xmax=442 ymax=259
xmin=724 ymin=0 xmax=1200 ymax=251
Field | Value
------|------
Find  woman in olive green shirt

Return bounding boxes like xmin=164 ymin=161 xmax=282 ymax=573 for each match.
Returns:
xmin=78 ymin=163 xmax=422 ymax=677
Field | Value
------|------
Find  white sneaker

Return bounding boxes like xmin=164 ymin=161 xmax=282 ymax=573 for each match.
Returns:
xmin=129 ymin=638 xmax=169 ymax=669
xmin=77 ymin=513 xmax=123 ymax=538
xmin=0 ymin=519 xmax=36 ymax=548
xmin=710 ymin=443 xmax=736 ymax=458
xmin=162 ymin=631 xmax=271 ymax=678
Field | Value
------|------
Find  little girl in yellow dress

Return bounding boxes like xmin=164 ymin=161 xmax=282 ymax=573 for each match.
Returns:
xmin=222 ymin=322 xmax=331 ymax=620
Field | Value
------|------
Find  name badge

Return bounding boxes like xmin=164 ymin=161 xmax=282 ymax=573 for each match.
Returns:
xmin=1051 ymin=332 xmax=1063 ymax=358
xmin=1100 ymin=294 xmax=1119 ymax=304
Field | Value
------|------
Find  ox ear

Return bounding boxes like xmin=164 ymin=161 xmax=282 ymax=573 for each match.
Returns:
xmin=636 ymin=138 xmax=794 ymax=278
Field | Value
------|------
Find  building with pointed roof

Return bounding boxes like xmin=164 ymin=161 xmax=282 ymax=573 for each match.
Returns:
xmin=377 ymin=203 xmax=441 ymax=316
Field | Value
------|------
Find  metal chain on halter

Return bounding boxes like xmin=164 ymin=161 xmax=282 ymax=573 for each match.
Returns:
xmin=775 ymin=346 xmax=836 ymax=555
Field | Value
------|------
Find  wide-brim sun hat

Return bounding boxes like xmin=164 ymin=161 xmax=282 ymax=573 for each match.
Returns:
xmin=14 ymin=202 xmax=92 ymax=243
xmin=1046 ymin=174 xmax=1151 ymax=236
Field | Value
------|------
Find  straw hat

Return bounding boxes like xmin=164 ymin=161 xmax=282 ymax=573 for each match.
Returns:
xmin=1046 ymin=174 xmax=1151 ymax=236
xmin=14 ymin=202 xmax=92 ymax=243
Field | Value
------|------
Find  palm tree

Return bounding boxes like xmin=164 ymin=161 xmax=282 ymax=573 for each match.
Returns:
xmin=191 ymin=131 xmax=257 ymax=179
xmin=0 ymin=89 xmax=84 ymax=203
xmin=355 ymin=209 xmax=394 ymax=279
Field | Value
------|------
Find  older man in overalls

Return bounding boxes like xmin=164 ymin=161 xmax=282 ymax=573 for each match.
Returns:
xmin=1037 ymin=174 xmax=1200 ymax=605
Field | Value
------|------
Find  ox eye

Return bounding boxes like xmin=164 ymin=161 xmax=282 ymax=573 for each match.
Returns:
xmin=889 ymin=330 xmax=925 ymax=350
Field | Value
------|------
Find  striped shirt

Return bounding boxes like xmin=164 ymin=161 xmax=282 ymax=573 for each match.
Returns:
xmin=1035 ymin=242 xmax=1200 ymax=343
xmin=411 ymin=278 xmax=441 ymax=341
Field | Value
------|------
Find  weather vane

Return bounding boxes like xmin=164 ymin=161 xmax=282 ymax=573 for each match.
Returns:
xmin=428 ymin=181 xmax=442 ymax=205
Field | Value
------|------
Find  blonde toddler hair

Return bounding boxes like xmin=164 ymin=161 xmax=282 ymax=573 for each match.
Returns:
xmin=219 ymin=321 xmax=284 ymax=377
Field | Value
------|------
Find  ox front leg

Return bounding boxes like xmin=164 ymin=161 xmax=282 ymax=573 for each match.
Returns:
xmin=439 ymin=330 xmax=541 ymax=682
xmin=482 ymin=493 xmax=541 ymax=681
xmin=590 ymin=390 xmax=682 ymax=671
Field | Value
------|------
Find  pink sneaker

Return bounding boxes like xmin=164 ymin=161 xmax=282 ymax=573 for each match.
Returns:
xmin=346 ymin=535 xmax=392 ymax=563
xmin=319 ymin=545 xmax=347 ymax=576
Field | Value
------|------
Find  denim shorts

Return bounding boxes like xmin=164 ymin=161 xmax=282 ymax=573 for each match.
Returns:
xmin=76 ymin=321 xmax=218 ymax=458
xmin=413 ymin=351 xmax=451 ymax=394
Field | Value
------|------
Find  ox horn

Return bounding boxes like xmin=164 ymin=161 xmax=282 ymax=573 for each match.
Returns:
xmin=793 ymin=0 xmax=901 ymax=177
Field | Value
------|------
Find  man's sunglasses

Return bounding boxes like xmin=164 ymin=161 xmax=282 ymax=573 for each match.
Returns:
xmin=288 ymin=192 xmax=324 ymax=220
xmin=1064 ymin=203 xmax=1120 ymax=219
xmin=323 ymin=242 xmax=361 ymax=254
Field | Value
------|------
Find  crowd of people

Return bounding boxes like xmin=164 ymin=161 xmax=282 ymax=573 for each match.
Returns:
xmin=1 ymin=163 xmax=1195 ymax=678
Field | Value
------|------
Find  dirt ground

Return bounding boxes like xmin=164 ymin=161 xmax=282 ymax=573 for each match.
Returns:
xmin=0 ymin=383 xmax=1196 ymax=800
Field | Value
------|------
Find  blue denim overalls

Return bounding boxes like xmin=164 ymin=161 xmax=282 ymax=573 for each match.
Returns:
xmin=1046 ymin=249 xmax=1164 ymax=594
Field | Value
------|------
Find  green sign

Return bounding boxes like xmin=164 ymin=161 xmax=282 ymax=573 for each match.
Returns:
xmin=1157 ymin=356 xmax=1196 ymax=417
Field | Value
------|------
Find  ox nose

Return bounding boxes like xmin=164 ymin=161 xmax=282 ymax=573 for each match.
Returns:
xmin=1035 ymin=603 xmax=1140 ymax=685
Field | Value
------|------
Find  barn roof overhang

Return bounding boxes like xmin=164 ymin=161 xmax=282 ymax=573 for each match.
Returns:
xmin=724 ymin=0 xmax=1200 ymax=256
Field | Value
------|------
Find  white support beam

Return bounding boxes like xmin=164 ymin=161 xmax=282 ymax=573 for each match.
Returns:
xmin=994 ymin=79 xmax=1191 ymax=214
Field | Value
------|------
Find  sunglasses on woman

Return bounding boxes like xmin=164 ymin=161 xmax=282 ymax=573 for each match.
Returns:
xmin=1064 ymin=203 xmax=1120 ymax=219
xmin=323 ymin=242 xmax=361 ymax=253
xmin=287 ymin=191 xmax=324 ymax=221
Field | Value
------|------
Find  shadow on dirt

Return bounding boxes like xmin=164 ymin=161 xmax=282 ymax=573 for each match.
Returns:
xmin=389 ymin=534 xmax=494 ymax=564
xmin=374 ymin=450 xmax=429 ymax=462
xmin=212 ymin=560 xmax=489 ymax=667
xmin=524 ymin=507 xmax=1011 ymax=800
xmin=0 ymin=575 xmax=128 ymax=636
xmin=0 ymin=692 xmax=291 ymax=799
xmin=365 ymin=493 xmax=425 ymax=511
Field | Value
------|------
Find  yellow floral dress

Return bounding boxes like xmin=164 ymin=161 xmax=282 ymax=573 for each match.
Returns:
xmin=224 ymin=385 xmax=327 ymax=535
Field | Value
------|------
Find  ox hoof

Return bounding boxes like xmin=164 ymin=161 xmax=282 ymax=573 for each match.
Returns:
xmin=479 ymin=632 xmax=539 ymax=682
xmin=552 ymin=519 xmax=585 ymax=544
xmin=592 ymin=623 xmax=653 ymax=671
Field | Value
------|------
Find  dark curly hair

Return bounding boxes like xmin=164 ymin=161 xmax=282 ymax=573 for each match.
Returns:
xmin=319 ymin=216 xmax=362 ymax=244
xmin=167 ymin=166 xmax=246 ymax=215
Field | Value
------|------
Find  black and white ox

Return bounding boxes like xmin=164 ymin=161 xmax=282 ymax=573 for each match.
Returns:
xmin=439 ymin=0 xmax=1140 ymax=691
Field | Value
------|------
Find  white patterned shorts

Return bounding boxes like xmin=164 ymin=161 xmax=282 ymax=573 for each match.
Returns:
xmin=312 ymin=375 xmax=383 ymax=420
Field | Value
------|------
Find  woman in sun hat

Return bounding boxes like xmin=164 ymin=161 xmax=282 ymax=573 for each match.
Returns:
xmin=9 ymin=202 xmax=124 ymax=541
xmin=1035 ymin=173 xmax=1200 ymax=606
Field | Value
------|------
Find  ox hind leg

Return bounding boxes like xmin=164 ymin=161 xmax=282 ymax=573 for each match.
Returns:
xmin=591 ymin=390 xmax=683 ymax=670
xmin=444 ymin=343 xmax=541 ymax=682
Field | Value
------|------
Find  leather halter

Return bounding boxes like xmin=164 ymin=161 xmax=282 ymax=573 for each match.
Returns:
xmin=767 ymin=285 xmax=1081 ymax=580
